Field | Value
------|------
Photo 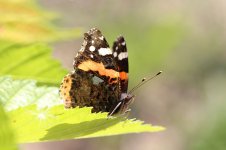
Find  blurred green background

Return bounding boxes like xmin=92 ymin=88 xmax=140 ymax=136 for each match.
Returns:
xmin=19 ymin=0 xmax=226 ymax=150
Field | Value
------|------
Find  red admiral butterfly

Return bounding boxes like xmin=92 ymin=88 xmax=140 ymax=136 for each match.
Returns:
xmin=59 ymin=28 xmax=161 ymax=116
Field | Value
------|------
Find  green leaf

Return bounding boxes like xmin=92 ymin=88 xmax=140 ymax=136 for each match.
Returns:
xmin=0 ymin=105 xmax=18 ymax=150
xmin=0 ymin=76 xmax=61 ymax=111
xmin=0 ymin=42 xmax=67 ymax=85
xmin=0 ymin=0 xmax=81 ymax=85
xmin=0 ymin=77 xmax=164 ymax=143
xmin=0 ymin=0 xmax=82 ymax=43
xmin=9 ymin=105 xmax=164 ymax=143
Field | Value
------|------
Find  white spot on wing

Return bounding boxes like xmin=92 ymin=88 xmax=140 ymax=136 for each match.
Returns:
xmin=113 ymin=52 xmax=117 ymax=57
xmin=91 ymin=40 xmax=94 ymax=44
xmin=118 ymin=52 xmax=128 ymax=60
xmin=98 ymin=48 xmax=112 ymax=56
xmin=116 ymin=46 xmax=118 ymax=50
xmin=99 ymin=36 xmax=104 ymax=40
xmin=90 ymin=54 xmax=94 ymax=58
xmin=89 ymin=46 xmax=95 ymax=51
xmin=121 ymin=41 xmax=126 ymax=46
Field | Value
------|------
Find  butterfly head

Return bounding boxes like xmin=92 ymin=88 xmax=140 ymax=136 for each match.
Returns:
xmin=108 ymin=93 xmax=135 ymax=117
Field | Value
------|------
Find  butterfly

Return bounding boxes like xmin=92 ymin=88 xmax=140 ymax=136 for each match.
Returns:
xmin=59 ymin=28 xmax=161 ymax=116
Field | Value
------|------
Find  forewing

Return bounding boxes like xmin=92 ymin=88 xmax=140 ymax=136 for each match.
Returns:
xmin=74 ymin=28 xmax=119 ymax=83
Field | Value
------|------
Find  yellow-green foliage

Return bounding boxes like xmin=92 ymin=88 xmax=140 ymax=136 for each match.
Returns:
xmin=0 ymin=77 xmax=164 ymax=143
xmin=0 ymin=42 xmax=67 ymax=85
xmin=0 ymin=0 xmax=165 ymax=145
xmin=0 ymin=0 xmax=82 ymax=43
xmin=0 ymin=105 xmax=17 ymax=150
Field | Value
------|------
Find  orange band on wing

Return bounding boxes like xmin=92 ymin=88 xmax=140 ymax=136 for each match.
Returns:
xmin=78 ymin=60 xmax=119 ymax=79
xmin=119 ymin=71 xmax=128 ymax=80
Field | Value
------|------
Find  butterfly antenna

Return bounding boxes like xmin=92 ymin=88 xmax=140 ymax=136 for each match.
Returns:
xmin=128 ymin=71 xmax=162 ymax=94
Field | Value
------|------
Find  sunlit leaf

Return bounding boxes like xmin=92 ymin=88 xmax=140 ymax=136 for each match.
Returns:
xmin=0 ymin=0 xmax=82 ymax=43
xmin=0 ymin=77 xmax=164 ymax=143
xmin=0 ymin=76 xmax=62 ymax=111
xmin=0 ymin=42 xmax=67 ymax=85
xmin=0 ymin=105 xmax=18 ymax=150
xmin=10 ymin=105 xmax=164 ymax=143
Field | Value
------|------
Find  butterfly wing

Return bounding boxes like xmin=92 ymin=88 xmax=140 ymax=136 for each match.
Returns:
xmin=60 ymin=28 xmax=121 ymax=112
xmin=112 ymin=36 xmax=129 ymax=95
xmin=74 ymin=28 xmax=119 ymax=83
xmin=107 ymin=36 xmax=130 ymax=116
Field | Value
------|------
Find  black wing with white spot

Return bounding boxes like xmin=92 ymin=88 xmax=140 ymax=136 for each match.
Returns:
xmin=112 ymin=36 xmax=129 ymax=93
xmin=73 ymin=28 xmax=118 ymax=71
